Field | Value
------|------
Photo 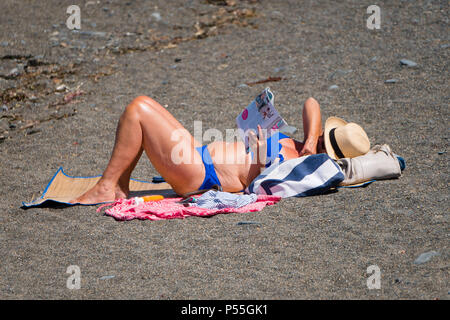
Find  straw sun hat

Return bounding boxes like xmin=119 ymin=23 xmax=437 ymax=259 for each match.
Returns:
xmin=324 ymin=117 xmax=370 ymax=160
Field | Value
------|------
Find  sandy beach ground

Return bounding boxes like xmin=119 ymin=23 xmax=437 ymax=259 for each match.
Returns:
xmin=0 ymin=0 xmax=448 ymax=299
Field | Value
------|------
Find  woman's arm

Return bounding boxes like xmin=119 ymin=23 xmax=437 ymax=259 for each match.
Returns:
xmin=246 ymin=125 xmax=267 ymax=185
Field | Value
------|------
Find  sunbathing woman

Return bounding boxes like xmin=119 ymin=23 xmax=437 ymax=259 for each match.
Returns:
xmin=70 ymin=96 xmax=326 ymax=204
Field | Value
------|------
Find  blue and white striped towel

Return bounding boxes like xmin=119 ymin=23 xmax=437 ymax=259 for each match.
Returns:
xmin=245 ymin=154 xmax=344 ymax=198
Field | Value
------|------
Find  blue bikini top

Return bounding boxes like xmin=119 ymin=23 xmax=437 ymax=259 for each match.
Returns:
xmin=250 ymin=131 xmax=290 ymax=168
xmin=265 ymin=131 xmax=290 ymax=167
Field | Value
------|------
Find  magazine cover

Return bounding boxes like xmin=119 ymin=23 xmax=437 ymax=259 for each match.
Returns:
xmin=236 ymin=88 xmax=288 ymax=152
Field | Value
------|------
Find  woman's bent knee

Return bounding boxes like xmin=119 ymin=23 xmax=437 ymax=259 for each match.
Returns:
xmin=125 ymin=96 xmax=157 ymax=115
xmin=305 ymin=97 xmax=319 ymax=106
xmin=133 ymin=95 xmax=154 ymax=105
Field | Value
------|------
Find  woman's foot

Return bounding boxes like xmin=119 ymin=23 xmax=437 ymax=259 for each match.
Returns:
xmin=114 ymin=184 xmax=129 ymax=200
xmin=70 ymin=182 xmax=118 ymax=205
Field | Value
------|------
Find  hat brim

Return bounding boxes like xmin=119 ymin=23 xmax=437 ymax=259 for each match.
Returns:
xmin=324 ymin=116 xmax=347 ymax=160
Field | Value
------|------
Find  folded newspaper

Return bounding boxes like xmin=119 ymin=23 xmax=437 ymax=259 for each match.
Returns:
xmin=236 ymin=87 xmax=296 ymax=152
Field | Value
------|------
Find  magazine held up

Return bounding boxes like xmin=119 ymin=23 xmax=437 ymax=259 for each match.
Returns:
xmin=236 ymin=87 xmax=296 ymax=153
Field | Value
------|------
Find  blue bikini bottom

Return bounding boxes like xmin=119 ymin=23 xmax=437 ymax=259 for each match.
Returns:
xmin=196 ymin=145 xmax=222 ymax=190
xmin=196 ymin=131 xmax=290 ymax=189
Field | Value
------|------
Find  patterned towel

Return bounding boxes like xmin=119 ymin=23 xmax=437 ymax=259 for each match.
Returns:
xmin=97 ymin=195 xmax=281 ymax=221
xmin=192 ymin=190 xmax=258 ymax=209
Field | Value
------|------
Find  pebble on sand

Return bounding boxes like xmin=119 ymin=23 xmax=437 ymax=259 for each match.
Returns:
xmin=385 ymin=79 xmax=399 ymax=83
xmin=329 ymin=69 xmax=353 ymax=80
xmin=71 ymin=30 xmax=108 ymax=39
xmin=413 ymin=251 xmax=440 ymax=265
xmin=8 ymin=68 xmax=20 ymax=78
xmin=400 ymin=59 xmax=418 ymax=67
xmin=328 ymin=84 xmax=339 ymax=90
xmin=151 ymin=12 xmax=162 ymax=22
xmin=56 ymin=84 xmax=68 ymax=92
xmin=273 ymin=66 xmax=286 ymax=73
xmin=236 ymin=221 xmax=261 ymax=226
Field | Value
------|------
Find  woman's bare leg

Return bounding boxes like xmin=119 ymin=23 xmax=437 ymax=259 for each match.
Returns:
xmin=298 ymin=97 xmax=324 ymax=156
xmin=70 ymin=96 xmax=205 ymax=204
xmin=115 ymin=147 xmax=143 ymax=198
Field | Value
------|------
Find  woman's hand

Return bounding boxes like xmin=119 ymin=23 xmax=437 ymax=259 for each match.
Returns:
xmin=299 ymin=137 xmax=318 ymax=157
xmin=248 ymin=125 xmax=267 ymax=166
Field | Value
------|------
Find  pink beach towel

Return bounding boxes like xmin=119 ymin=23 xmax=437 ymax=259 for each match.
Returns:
xmin=97 ymin=195 xmax=281 ymax=221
